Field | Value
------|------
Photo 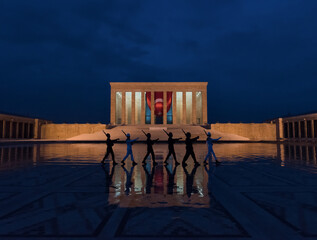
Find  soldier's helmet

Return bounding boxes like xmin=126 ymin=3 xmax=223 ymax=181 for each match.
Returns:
xmin=106 ymin=133 xmax=110 ymax=138
xmin=168 ymin=132 xmax=173 ymax=137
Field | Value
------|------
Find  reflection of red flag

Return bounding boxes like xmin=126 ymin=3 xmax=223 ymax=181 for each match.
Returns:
xmin=154 ymin=165 xmax=164 ymax=194
xmin=146 ymin=92 xmax=172 ymax=116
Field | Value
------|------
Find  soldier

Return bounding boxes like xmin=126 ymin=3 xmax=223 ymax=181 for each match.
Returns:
xmin=182 ymin=130 xmax=200 ymax=166
xmin=121 ymin=131 xmax=139 ymax=166
xmin=204 ymin=131 xmax=221 ymax=165
xmin=142 ymin=131 xmax=159 ymax=165
xmin=101 ymin=131 xmax=119 ymax=165
xmin=163 ymin=130 xmax=181 ymax=165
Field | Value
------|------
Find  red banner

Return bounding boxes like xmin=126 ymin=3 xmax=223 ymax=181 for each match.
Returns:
xmin=146 ymin=92 xmax=172 ymax=116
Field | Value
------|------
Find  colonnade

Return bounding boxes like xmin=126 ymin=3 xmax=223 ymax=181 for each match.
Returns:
xmin=0 ymin=114 xmax=47 ymax=139
xmin=283 ymin=119 xmax=317 ymax=140
xmin=110 ymin=82 xmax=208 ymax=125
xmin=0 ymin=120 xmax=34 ymax=139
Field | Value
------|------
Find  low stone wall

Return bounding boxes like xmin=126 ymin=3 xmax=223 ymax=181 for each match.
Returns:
xmin=212 ymin=123 xmax=276 ymax=141
xmin=41 ymin=124 xmax=106 ymax=139
xmin=40 ymin=123 xmax=277 ymax=141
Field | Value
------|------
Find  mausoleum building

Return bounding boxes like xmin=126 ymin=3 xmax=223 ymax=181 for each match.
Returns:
xmin=110 ymin=82 xmax=208 ymax=125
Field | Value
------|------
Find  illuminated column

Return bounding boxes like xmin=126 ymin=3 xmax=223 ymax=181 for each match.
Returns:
xmin=289 ymin=122 xmax=293 ymax=139
xmin=141 ymin=91 xmax=145 ymax=124
xmin=304 ymin=120 xmax=308 ymax=139
xmin=16 ymin=122 xmax=19 ymax=139
xmin=293 ymin=122 xmax=296 ymax=140
xmin=151 ymin=91 xmax=154 ymax=125
xmin=110 ymin=88 xmax=115 ymax=125
xmin=21 ymin=122 xmax=25 ymax=139
xmin=17 ymin=122 xmax=22 ymax=138
xmin=276 ymin=118 xmax=283 ymax=141
xmin=2 ymin=121 xmax=5 ymax=138
xmin=33 ymin=120 xmax=37 ymax=139
xmin=202 ymin=90 xmax=208 ymax=124
xmin=24 ymin=123 xmax=27 ymax=138
xmin=24 ymin=123 xmax=27 ymax=139
xmin=0 ymin=146 xmax=3 ymax=164
xmin=192 ymin=91 xmax=196 ymax=124
xmin=132 ymin=91 xmax=135 ymax=125
xmin=17 ymin=122 xmax=23 ymax=138
xmin=9 ymin=121 xmax=13 ymax=139
xmin=27 ymin=123 xmax=31 ymax=138
xmin=122 ymin=91 xmax=126 ymax=124
xmin=24 ymin=123 xmax=29 ymax=138
xmin=312 ymin=120 xmax=315 ymax=138
xmin=299 ymin=121 xmax=302 ymax=139
xmin=172 ymin=91 xmax=176 ymax=124
xmin=182 ymin=91 xmax=186 ymax=124
xmin=163 ymin=91 xmax=167 ymax=125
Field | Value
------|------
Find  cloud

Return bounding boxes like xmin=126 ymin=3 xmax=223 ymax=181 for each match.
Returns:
xmin=0 ymin=0 xmax=317 ymax=123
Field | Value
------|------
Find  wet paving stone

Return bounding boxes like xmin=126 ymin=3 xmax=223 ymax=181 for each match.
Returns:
xmin=0 ymin=143 xmax=316 ymax=239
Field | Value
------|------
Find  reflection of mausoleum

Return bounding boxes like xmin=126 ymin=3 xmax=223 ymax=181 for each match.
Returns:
xmin=110 ymin=82 xmax=208 ymax=125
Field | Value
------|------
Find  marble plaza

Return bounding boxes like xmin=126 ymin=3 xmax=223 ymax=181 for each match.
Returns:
xmin=0 ymin=142 xmax=316 ymax=239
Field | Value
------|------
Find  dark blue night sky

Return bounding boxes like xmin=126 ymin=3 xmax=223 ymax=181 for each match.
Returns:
xmin=1 ymin=0 xmax=316 ymax=123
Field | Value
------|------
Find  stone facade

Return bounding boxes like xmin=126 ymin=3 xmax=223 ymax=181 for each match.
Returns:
xmin=110 ymin=82 xmax=208 ymax=125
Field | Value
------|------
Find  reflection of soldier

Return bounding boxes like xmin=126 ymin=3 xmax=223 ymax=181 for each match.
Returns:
xmin=142 ymin=131 xmax=159 ymax=165
xmin=204 ymin=131 xmax=221 ymax=165
xmin=204 ymin=159 xmax=216 ymax=195
xmin=122 ymin=165 xmax=135 ymax=195
xmin=101 ymin=163 xmax=116 ymax=193
xmin=183 ymin=164 xmax=199 ymax=198
xmin=163 ymin=130 xmax=181 ymax=165
xmin=121 ymin=131 xmax=139 ymax=165
xmin=182 ymin=130 xmax=200 ymax=166
xmin=143 ymin=164 xmax=156 ymax=194
xmin=101 ymin=132 xmax=119 ymax=164
xmin=165 ymin=164 xmax=179 ymax=195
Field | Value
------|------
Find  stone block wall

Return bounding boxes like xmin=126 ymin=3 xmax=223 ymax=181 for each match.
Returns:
xmin=40 ymin=122 xmax=277 ymax=141
xmin=212 ymin=123 xmax=276 ymax=141
xmin=40 ymin=124 xmax=106 ymax=139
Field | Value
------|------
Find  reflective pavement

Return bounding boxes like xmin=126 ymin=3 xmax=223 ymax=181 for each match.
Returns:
xmin=0 ymin=143 xmax=316 ymax=239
